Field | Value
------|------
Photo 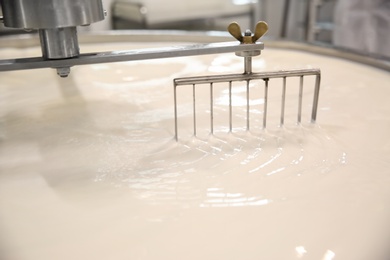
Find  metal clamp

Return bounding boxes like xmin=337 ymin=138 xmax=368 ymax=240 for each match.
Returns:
xmin=228 ymin=21 xmax=268 ymax=74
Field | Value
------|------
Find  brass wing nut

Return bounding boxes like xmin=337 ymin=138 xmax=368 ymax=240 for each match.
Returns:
xmin=228 ymin=21 xmax=268 ymax=57
xmin=228 ymin=21 xmax=269 ymax=44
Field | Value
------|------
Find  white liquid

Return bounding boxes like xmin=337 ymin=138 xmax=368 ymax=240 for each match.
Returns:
xmin=0 ymin=43 xmax=390 ymax=260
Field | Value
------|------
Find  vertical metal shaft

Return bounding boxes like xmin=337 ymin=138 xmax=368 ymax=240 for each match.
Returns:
xmin=298 ymin=75 xmax=304 ymax=124
xmin=263 ymin=79 xmax=269 ymax=128
xmin=246 ymin=80 xmax=250 ymax=131
xmin=311 ymin=74 xmax=321 ymax=122
xmin=39 ymin=27 xmax=79 ymax=59
xmin=244 ymin=57 xmax=252 ymax=74
xmin=281 ymin=77 xmax=287 ymax=126
xmin=210 ymin=82 xmax=214 ymax=135
xmin=229 ymin=81 xmax=233 ymax=132
xmin=174 ymin=84 xmax=178 ymax=141
xmin=193 ymin=84 xmax=196 ymax=136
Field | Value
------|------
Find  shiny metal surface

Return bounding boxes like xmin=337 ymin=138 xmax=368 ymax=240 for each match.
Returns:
xmin=1 ymin=0 xmax=105 ymax=75
xmin=0 ymin=41 xmax=264 ymax=72
xmin=39 ymin=27 xmax=80 ymax=59
xmin=1 ymin=0 xmax=105 ymax=29
xmin=0 ymin=31 xmax=388 ymax=72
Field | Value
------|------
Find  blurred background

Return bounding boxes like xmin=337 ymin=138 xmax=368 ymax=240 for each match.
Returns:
xmin=1 ymin=0 xmax=389 ymax=58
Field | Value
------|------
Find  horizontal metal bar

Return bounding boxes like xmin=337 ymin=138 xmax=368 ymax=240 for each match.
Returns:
xmin=0 ymin=41 xmax=264 ymax=72
xmin=174 ymin=68 xmax=320 ymax=86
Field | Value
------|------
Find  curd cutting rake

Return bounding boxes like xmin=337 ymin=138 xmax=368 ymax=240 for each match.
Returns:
xmin=173 ymin=22 xmax=321 ymax=141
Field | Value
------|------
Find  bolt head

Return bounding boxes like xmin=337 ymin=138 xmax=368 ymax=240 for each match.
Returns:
xmin=57 ymin=67 xmax=71 ymax=78
xmin=244 ymin=29 xmax=252 ymax=36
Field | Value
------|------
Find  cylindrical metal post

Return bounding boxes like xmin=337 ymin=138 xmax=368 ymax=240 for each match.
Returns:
xmin=39 ymin=27 xmax=79 ymax=59
xmin=244 ymin=57 xmax=252 ymax=74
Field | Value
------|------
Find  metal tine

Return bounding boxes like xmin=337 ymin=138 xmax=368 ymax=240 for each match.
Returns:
xmin=246 ymin=80 xmax=250 ymax=130
xmin=311 ymin=74 xmax=321 ymax=123
xmin=298 ymin=75 xmax=304 ymax=124
xmin=281 ymin=77 xmax=287 ymax=126
xmin=263 ymin=79 xmax=269 ymax=128
xmin=193 ymin=84 xmax=196 ymax=136
xmin=229 ymin=81 xmax=233 ymax=132
xmin=174 ymin=83 xmax=178 ymax=141
xmin=210 ymin=82 xmax=214 ymax=135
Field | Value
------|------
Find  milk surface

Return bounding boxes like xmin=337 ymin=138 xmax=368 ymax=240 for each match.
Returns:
xmin=0 ymin=43 xmax=389 ymax=260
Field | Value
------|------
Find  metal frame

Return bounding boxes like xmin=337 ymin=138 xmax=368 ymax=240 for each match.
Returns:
xmin=173 ymin=68 xmax=321 ymax=141
xmin=0 ymin=41 xmax=264 ymax=73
